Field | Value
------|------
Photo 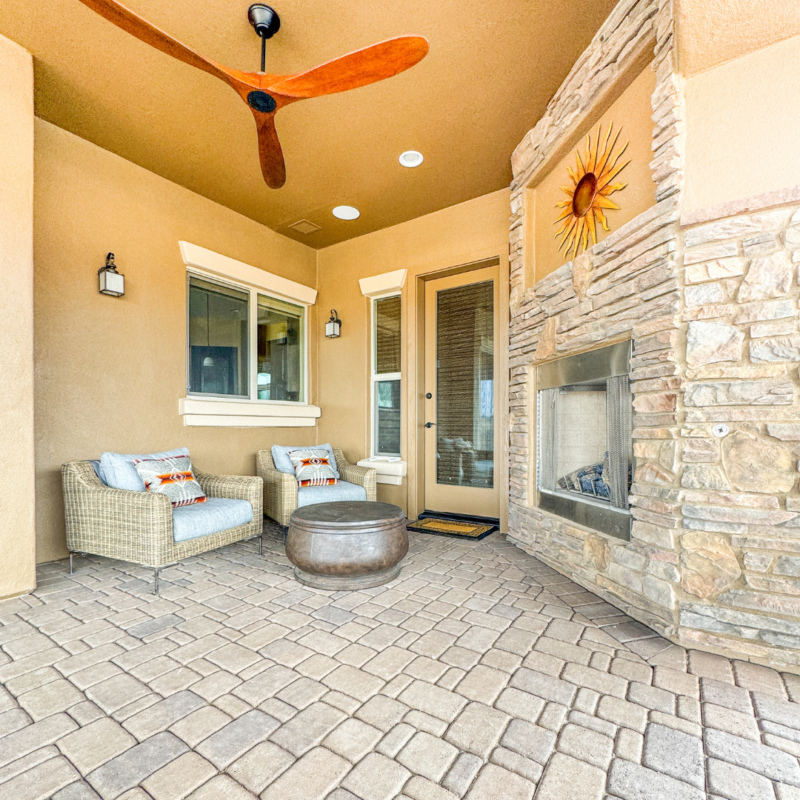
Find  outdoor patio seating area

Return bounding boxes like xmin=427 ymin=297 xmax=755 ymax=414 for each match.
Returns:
xmin=1 ymin=526 xmax=799 ymax=800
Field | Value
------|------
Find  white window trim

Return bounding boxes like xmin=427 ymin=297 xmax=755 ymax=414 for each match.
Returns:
xmin=357 ymin=457 xmax=408 ymax=485
xmin=359 ymin=269 xmax=406 ymax=299
xmin=180 ymin=242 xmax=320 ymax=427
xmin=181 ymin=241 xmax=317 ymax=305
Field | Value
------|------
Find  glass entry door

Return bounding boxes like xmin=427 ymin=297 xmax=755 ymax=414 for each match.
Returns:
xmin=424 ymin=266 xmax=500 ymax=519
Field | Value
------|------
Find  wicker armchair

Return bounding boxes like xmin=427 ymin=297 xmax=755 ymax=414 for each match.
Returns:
xmin=62 ymin=461 xmax=263 ymax=593
xmin=257 ymin=448 xmax=377 ymax=528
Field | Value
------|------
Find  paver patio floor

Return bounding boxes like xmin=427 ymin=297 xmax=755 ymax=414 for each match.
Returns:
xmin=1 ymin=526 xmax=799 ymax=799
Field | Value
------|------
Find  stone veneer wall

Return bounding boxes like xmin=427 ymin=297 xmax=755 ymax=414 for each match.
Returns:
xmin=507 ymin=0 xmax=800 ymax=670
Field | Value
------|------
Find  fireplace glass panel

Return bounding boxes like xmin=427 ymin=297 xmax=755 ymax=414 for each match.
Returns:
xmin=536 ymin=342 xmax=632 ymax=540
xmin=556 ymin=384 xmax=608 ymax=498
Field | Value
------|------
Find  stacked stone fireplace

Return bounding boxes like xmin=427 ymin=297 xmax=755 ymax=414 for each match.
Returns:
xmin=507 ymin=0 xmax=800 ymax=669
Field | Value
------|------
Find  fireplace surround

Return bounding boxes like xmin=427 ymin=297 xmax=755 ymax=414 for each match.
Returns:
xmin=536 ymin=341 xmax=632 ymax=540
xmin=506 ymin=0 xmax=800 ymax=670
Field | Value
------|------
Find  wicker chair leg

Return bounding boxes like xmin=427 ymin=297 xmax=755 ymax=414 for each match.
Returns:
xmin=68 ymin=553 xmax=74 ymax=575
xmin=259 ymin=536 xmax=263 ymax=556
xmin=154 ymin=568 xmax=160 ymax=596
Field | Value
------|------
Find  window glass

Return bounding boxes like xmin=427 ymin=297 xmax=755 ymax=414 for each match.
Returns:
xmin=435 ymin=280 xmax=494 ymax=487
xmin=375 ymin=379 xmax=401 ymax=455
xmin=257 ymin=295 xmax=305 ymax=401
xmin=188 ymin=276 xmax=249 ymax=396
xmin=372 ymin=295 xmax=401 ymax=456
xmin=375 ymin=295 xmax=401 ymax=374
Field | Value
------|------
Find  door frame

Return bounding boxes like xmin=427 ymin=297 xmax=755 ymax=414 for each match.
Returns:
xmin=405 ymin=253 xmax=510 ymax=531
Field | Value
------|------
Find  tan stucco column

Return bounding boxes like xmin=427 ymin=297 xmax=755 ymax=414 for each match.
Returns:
xmin=0 ymin=34 xmax=36 ymax=598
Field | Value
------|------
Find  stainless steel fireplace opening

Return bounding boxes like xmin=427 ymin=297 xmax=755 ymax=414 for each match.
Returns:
xmin=536 ymin=341 xmax=632 ymax=540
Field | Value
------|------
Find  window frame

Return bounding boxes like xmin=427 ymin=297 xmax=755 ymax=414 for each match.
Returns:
xmin=370 ymin=292 xmax=402 ymax=457
xmin=186 ymin=268 xmax=309 ymax=406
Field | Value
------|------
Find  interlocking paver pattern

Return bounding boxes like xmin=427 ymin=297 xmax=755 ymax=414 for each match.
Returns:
xmin=1 ymin=527 xmax=800 ymax=798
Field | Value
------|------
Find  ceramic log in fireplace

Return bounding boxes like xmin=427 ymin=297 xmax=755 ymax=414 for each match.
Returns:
xmin=536 ymin=341 xmax=632 ymax=540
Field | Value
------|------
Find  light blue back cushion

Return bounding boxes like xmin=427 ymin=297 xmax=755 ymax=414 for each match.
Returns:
xmin=172 ymin=497 xmax=253 ymax=543
xmin=272 ymin=443 xmax=339 ymax=478
xmin=297 ymin=480 xmax=366 ymax=508
xmin=99 ymin=447 xmax=190 ymax=492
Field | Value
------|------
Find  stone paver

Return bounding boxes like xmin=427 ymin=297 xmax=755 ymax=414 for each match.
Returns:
xmin=642 ymin=722 xmax=704 ymax=789
xmin=465 ymin=763 xmax=534 ymax=800
xmin=607 ymin=759 xmax=705 ymax=800
xmin=140 ymin=752 xmax=217 ymax=800
xmin=57 ymin=718 xmax=137 ymax=774
xmin=396 ymin=730 xmax=459 ymax=781
xmin=341 ymin=751 xmax=410 ymax=800
xmin=196 ymin=710 xmax=279 ymax=768
xmin=87 ymin=732 xmax=189 ymax=798
xmin=537 ymin=752 xmax=605 ymax=800
xmin=0 ymin=529 xmax=799 ymax=799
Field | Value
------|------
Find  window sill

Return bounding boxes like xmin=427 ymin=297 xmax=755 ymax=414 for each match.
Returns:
xmin=179 ymin=398 xmax=321 ymax=427
xmin=357 ymin=457 xmax=407 ymax=485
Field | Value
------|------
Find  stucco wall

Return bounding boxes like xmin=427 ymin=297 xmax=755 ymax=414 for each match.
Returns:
xmin=675 ymin=0 xmax=800 ymax=77
xmin=683 ymin=35 xmax=800 ymax=213
xmin=34 ymin=120 xmax=318 ymax=564
xmin=316 ymin=190 xmax=510 ymax=518
xmin=0 ymin=34 xmax=35 ymax=599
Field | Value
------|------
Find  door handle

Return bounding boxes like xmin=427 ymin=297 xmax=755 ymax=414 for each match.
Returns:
xmin=425 ymin=422 xmax=435 ymax=429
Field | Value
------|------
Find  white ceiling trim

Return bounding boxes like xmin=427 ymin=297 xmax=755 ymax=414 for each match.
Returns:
xmin=179 ymin=241 xmax=317 ymax=305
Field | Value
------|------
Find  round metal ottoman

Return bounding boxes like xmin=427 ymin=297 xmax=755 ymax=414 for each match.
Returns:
xmin=286 ymin=501 xmax=408 ymax=590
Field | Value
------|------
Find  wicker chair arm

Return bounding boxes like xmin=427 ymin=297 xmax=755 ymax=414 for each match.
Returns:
xmin=195 ymin=471 xmax=262 ymax=501
xmin=195 ymin=471 xmax=263 ymax=523
xmin=256 ymin=450 xmax=298 ymax=526
xmin=333 ymin=449 xmax=377 ymax=501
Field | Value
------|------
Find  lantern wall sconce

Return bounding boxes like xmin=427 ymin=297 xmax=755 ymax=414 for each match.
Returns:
xmin=326 ymin=309 xmax=342 ymax=338
xmin=98 ymin=252 xmax=125 ymax=297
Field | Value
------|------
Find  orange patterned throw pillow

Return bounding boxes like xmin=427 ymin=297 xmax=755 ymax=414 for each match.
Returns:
xmin=288 ymin=449 xmax=339 ymax=488
xmin=133 ymin=454 xmax=207 ymax=507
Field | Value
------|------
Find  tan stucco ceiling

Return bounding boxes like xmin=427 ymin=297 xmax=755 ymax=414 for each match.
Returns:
xmin=676 ymin=0 xmax=800 ymax=77
xmin=1 ymin=0 xmax=617 ymax=247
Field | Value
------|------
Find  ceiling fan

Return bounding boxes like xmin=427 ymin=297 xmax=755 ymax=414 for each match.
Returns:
xmin=76 ymin=0 xmax=429 ymax=188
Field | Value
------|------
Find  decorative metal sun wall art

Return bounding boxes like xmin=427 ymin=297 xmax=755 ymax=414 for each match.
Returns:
xmin=554 ymin=123 xmax=630 ymax=260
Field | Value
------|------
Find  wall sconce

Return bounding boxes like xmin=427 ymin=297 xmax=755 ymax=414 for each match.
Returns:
xmin=98 ymin=252 xmax=125 ymax=297
xmin=326 ymin=309 xmax=342 ymax=338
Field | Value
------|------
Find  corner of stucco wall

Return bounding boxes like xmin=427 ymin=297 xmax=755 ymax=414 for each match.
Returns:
xmin=0 ymin=33 xmax=36 ymax=600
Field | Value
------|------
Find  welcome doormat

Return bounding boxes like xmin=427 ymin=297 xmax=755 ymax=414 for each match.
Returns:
xmin=407 ymin=517 xmax=497 ymax=540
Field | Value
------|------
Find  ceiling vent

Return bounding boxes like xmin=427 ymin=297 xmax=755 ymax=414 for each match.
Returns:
xmin=288 ymin=219 xmax=321 ymax=235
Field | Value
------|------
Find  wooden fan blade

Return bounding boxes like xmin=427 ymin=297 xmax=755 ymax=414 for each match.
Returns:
xmin=269 ymin=36 xmax=429 ymax=98
xmin=76 ymin=0 xmax=234 ymax=85
xmin=254 ymin=113 xmax=286 ymax=189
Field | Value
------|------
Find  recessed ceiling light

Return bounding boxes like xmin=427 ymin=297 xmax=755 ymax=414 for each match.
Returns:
xmin=332 ymin=205 xmax=360 ymax=220
xmin=399 ymin=150 xmax=424 ymax=168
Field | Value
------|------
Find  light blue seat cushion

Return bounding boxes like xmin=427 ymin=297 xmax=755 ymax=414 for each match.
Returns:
xmin=172 ymin=498 xmax=253 ymax=543
xmin=100 ymin=447 xmax=190 ymax=492
xmin=297 ymin=481 xmax=366 ymax=508
xmin=272 ymin=443 xmax=339 ymax=478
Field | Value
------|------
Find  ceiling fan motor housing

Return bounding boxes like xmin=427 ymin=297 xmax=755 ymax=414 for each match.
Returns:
xmin=248 ymin=4 xmax=281 ymax=39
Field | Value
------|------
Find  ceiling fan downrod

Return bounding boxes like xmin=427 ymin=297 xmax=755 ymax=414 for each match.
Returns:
xmin=248 ymin=4 xmax=281 ymax=73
